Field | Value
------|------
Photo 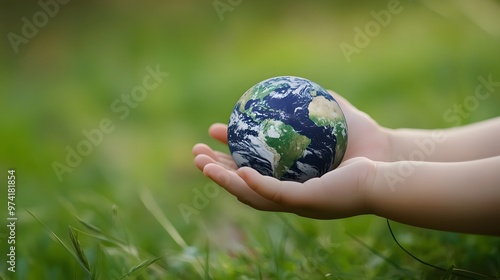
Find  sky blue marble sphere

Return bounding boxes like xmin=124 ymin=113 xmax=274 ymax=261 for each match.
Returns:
xmin=227 ymin=76 xmax=348 ymax=182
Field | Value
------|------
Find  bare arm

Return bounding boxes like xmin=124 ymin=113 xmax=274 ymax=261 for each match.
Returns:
xmin=193 ymin=93 xmax=500 ymax=236
xmin=368 ymin=156 xmax=500 ymax=235
xmin=385 ymin=117 xmax=500 ymax=162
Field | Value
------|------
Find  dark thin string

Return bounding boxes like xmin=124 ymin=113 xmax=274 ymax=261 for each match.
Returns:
xmin=386 ymin=219 xmax=496 ymax=279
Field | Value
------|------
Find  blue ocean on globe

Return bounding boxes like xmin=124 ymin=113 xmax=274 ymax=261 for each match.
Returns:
xmin=227 ymin=76 xmax=348 ymax=182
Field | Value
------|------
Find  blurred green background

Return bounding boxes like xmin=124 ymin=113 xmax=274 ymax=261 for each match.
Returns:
xmin=1 ymin=0 xmax=500 ymax=279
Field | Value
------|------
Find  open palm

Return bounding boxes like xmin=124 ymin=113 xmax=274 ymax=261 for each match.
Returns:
xmin=192 ymin=90 xmax=386 ymax=219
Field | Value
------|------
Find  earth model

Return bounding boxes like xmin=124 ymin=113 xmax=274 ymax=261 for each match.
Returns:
xmin=227 ymin=76 xmax=348 ymax=182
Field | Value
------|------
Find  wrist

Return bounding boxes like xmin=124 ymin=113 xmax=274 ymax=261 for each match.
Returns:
xmin=379 ymin=127 xmax=398 ymax=162
xmin=383 ymin=127 xmax=449 ymax=162
xmin=361 ymin=159 xmax=385 ymax=216
xmin=363 ymin=160 xmax=405 ymax=217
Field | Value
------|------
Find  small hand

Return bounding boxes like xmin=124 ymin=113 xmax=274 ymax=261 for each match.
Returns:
xmin=193 ymin=95 xmax=500 ymax=234
xmin=193 ymin=124 xmax=286 ymax=212
xmin=327 ymin=91 xmax=391 ymax=162
xmin=192 ymin=90 xmax=383 ymax=218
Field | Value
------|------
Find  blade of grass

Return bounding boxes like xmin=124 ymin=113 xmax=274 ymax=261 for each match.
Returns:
xmin=139 ymin=188 xmax=187 ymax=249
xmin=139 ymin=187 xmax=205 ymax=277
xmin=111 ymin=205 xmax=133 ymax=254
xmin=119 ymin=255 xmax=163 ymax=280
xmin=277 ymin=213 xmax=340 ymax=279
xmin=26 ymin=209 xmax=91 ymax=275
xmin=275 ymin=228 xmax=288 ymax=279
xmin=75 ymin=213 xmax=138 ymax=261
xmin=68 ymin=226 xmax=91 ymax=272
xmin=92 ymin=243 xmax=102 ymax=280
xmin=441 ymin=265 xmax=455 ymax=280
xmin=70 ymin=226 xmax=138 ymax=257
xmin=386 ymin=219 xmax=492 ymax=279
xmin=204 ymin=240 xmax=210 ymax=280
xmin=71 ymin=223 xmax=168 ymax=277
xmin=76 ymin=216 xmax=103 ymax=234
xmin=345 ymin=231 xmax=403 ymax=271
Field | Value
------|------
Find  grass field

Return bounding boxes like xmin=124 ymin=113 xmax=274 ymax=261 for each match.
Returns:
xmin=1 ymin=1 xmax=500 ymax=279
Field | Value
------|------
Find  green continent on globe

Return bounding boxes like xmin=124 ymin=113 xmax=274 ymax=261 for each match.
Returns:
xmin=228 ymin=76 xmax=349 ymax=182
xmin=238 ymin=84 xmax=276 ymax=115
xmin=333 ymin=121 xmax=348 ymax=168
xmin=308 ymin=95 xmax=348 ymax=169
xmin=260 ymin=119 xmax=311 ymax=178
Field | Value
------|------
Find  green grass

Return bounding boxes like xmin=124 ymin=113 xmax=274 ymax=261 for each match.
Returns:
xmin=1 ymin=1 xmax=500 ymax=279
xmin=19 ymin=208 xmax=500 ymax=279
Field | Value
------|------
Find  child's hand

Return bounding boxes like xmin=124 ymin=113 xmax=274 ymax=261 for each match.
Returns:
xmin=193 ymin=123 xmax=375 ymax=219
xmin=325 ymin=91 xmax=391 ymax=162
xmin=193 ymin=92 xmax=500 ymax=234
xmin=192 ymin=90 xmax=387 ymax=219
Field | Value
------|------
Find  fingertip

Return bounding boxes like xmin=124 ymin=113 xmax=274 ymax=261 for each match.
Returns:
xmin=209 ymin=122 xmax=227 ymax=129
xmin=208 ymin=123 xmax=229 ymax=144
xmin=203 ymin=163 xmax=231 ymax=187
xmin=237 ymin=167 xmax=280 ymax=195
xmin=192 ymin=143 xmax=207 ymax=156
xmin=202 ymin=162 xmax=217 ymax=176
xmin=193 ymin=154 xmax=212 ymax=171
xmin=208 ymin=123 xmax=227 ymax=135
xmin=236 ymin=167 xmax=258 ymax=182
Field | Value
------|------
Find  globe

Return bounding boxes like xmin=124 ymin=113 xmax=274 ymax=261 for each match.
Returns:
xmin=227 ymin=76 xmax=348 ymax=183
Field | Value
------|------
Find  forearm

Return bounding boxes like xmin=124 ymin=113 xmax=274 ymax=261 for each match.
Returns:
xmin=384 ymin=116 xmax=500 ymax=162
xmin=367 ymin=156 xmax=500 ymax=235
